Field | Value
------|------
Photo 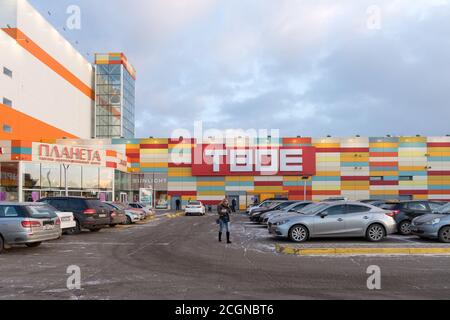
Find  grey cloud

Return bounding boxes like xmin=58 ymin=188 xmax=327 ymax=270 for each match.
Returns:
xmin=30 ymin=0 xmax=450 ymax=137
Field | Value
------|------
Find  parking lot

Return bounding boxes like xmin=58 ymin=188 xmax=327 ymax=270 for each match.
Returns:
xmin=1 ymin=211 xmax=450 ymax=300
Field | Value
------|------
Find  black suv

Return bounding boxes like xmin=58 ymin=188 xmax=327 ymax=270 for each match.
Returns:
xmin=39 ymin=197 xmax=111 ymax=234
xmin=380 ymin=201 xmax=446 ymax=235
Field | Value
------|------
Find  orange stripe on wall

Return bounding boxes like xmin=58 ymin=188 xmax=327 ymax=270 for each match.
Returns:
xmin=1 ymin=28 xmax=95 ymax=100
xmin=0 ymin=103 xmax=78 ymax=141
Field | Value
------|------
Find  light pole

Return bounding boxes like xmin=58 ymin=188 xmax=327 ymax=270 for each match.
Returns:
xmin=302 ymin=176 xmax=309 ymax=201
xmin=152 ymin=172 xmax=156 ymax=209
xmin=62 ymin=164 xmax=70 ymax=196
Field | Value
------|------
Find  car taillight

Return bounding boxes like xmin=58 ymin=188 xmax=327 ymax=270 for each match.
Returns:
xmin=55 ymin=218 xmax=61 ymax=225
xmin=83 ymin=209 xmax=96 ymax=215
xmin=111 ymin=211 xmax=117 ymax=217
xmin=21 ymin=220 xmax=41 ymax=228
xmin=386 ymin=210 xmax=400 ymax=218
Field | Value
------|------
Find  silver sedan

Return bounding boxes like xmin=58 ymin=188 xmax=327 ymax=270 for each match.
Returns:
xmin=268 ymin=201 xmax=397 ymax=243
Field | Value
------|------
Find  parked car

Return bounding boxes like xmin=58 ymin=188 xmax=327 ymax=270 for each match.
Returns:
xmin=185 ymin=201 xmax=206 ymax=216
xmin=39 ymin=197 xmax=111 ymax=234
xmin=380 ymin=201 xmax=446 ymax=235
xmin=105 ymin=202 xmax=141 ymax=225
xmin=251 ymin=201 xmax=298 ymax=223
xmin=55 ymin=211 xmax=76 ymax=233
xmin=128 ymin=203 xmax=153 ymax=217
xmin=0 ymin=203 xmax=62 ymax=253
xmin=103 ymin=203 xmax=127 ymax=227
xmin=411 ymin=203 xmax=450 ymax=243
xmin=262 ymin=201 xmax=314 ymax=224
xmin=359 ymin=199 xmax=387 ymax=207
xmin=246 ymin=198 xmax=288 ymax=214
xmin=248 ymin=201 xmax=285 ymax=218
xmin=322 ymin=197 xmax=349 ymax=202
xmin=268 ymin=201 xmax=397 ymax=243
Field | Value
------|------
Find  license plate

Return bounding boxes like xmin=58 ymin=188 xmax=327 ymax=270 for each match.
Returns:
xmin=99 ymin=214 xmax=107 ymax=218
xmin=62 ymin=217 xmax=71 ymax=222
xmin=44 ymin=225 xmax=54 ymax=230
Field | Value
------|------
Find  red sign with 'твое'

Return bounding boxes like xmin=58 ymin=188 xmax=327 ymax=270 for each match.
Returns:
xmin=191 ymin=145 xmax=316 ymax=176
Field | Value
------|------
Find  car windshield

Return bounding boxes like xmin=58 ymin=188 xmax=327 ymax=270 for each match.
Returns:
xmin=277 ymin=202 xmax=294 ymax=209
xmin=434 ymin=203 xmax=450 ymax=214
xmin=299 ymin=203 xmax=329 ymax=215
xmin=114 ymin=203 xmax=125 ymax=209
xmin=283 ymin=203 xmax=302 ymax=211
xmin=27 ymin=205 xmax=58 ymax=218
xmin=261 ymin=202 xmax=274 ymax=208
xmin=107 ymin=203 xmax=124 ymax=210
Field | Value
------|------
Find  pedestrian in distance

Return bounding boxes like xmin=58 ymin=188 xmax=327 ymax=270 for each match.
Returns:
xmin=175 ymin=199 xmax=181 ymax=211
xmin=231 ymin=198 xmax=237 ymax=213
xmin=217 ymin=198 xmax=232 ymax=244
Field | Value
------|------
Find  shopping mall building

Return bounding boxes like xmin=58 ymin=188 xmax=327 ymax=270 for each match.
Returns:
xmin=1 ymin=0 xmax=450 ymax=210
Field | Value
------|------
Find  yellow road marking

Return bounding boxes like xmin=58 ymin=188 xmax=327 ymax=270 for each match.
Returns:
xmin=275 ymin=244 xmax=450 ymax=256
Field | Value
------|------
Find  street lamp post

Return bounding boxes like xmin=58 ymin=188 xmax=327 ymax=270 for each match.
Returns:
xmin=152 ymin=172 xmax=156 ymax=209
xmin=302 ymin=176 xmax=309 ymax=201
xmin=62 ymin=164 xmax=70 ymax=196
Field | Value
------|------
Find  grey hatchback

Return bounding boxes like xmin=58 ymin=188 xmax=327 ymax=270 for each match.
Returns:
xmin=0 ymin=203 xmax=62 ymax=253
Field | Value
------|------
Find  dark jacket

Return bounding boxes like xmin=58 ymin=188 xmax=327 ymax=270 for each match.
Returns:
xmin=217 ymin=203 xmax=231 ymax=223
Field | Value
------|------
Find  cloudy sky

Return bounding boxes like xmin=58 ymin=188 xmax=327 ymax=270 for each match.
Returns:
xmin=30 ymin=0 xmax=450 ymax=138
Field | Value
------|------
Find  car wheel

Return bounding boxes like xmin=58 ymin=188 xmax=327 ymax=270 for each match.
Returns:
xmin=67 ymin=220 xmax=82 ymax=235
xmin=438 ymin=226 xmax=450 ymax=243
xmin=26 ymin=242 xmax=42 ymax=248
xmin=0 ymin=236 xmax=4 ymax=254
xmin=109 ymin=224 xmax=117 ymax=228
xmin=398 ymin=220 xmax=412 ymax=235
xmin=125 ymin=216 xmax=132 ymax=225
xmin=289 ymin=225 xmax=309 ymax=243
xmin=366 ymin=224 xmax=386 ymax=242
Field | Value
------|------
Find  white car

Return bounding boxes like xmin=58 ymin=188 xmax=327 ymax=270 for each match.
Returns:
xmin=125 ymin=210 xmax=142 ymax=224
xmin=55 ymin=212 xmax=76 ymax=233
xmin=129 ymin=203 xmax=153 ymax=217
xmin=185 ymin=201 xmax=206 ymax=216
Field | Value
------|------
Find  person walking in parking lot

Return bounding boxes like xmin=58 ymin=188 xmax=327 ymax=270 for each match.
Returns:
xmin=217 ymin=198 xmax=232 ymax=244
xmin=231 ymin=198 xmax=237 ymax=213
xmin=175 ymin=199 xmax=181 ymax=211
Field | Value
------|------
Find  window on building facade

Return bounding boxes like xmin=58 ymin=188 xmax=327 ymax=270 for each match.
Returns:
xmin=3 ymin=67 xmax=12 ymax=78
xmin=2 ymin=97 xmax=12 ymax=107
xmin=370 ymin=176 xmax=384 ymax=181
xmin=399 ymin=176 xmax=413 ymax=181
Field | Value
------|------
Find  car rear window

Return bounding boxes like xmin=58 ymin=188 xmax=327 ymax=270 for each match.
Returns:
xmin=26 ymin=205 xmax=58 ymax=218
xmin=189 ymin=201 xmax=201 ymax=205
xmin=85 ymin=199 xmax=108 ymax=209
xmin=380 ymin=203 xmax=400 ymax=210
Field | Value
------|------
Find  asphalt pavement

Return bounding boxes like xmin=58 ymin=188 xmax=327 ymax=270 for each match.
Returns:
xmin=1 ymin=212 xmax=450 ymax=300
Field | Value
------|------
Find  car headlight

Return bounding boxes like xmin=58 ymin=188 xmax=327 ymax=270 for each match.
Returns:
xmin=276 ymin=220 xmax=290 ymax=226
xmin=425 ymin=218 xmax=441 ymax=225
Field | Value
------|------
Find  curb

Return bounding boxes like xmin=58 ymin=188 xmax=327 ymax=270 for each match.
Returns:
xmin=275 ymin=244 xmax=450 ymax=256
xmin=167 ymin=212 xmax=185 ymax=219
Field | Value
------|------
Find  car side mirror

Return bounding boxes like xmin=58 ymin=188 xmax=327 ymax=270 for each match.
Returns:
xmin=320 ymin=212 xmax=328 ymax=218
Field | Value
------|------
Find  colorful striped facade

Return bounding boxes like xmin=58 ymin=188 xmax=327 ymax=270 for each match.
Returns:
xmin=104 ymin=137 xmax=450 ymax=209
